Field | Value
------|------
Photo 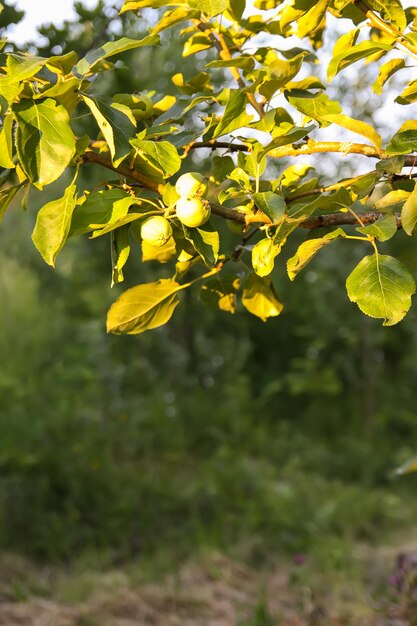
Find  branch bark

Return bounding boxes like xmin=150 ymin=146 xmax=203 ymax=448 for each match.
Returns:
xmin=81 ymin=151 xmax=403 ymax=229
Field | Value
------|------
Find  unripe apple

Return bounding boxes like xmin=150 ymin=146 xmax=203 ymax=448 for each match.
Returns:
xmin=175 ymin=172 xmax=208 ymax=198
xmin=140 ymin=216 xmax=172 ymax=247
xmin=176 ymin=197 xmax=211 ymax=228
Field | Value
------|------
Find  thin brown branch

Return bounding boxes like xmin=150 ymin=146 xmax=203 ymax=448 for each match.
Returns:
xmin=187 ymin=139 xmax=417 ymax=166
xmin=195 ymin=21 xmax=264 ymax=118
xmin=81 ymin=151 xmax=165 ymax=194
xmin=187 ymin=140 xmax=250 ymax=153
xmin=81 ymin=150 xmax=403 ymax=230
xmin=300 ymin=212 xmax=401 ymax=230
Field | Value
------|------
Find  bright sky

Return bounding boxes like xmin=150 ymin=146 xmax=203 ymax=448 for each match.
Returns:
xmin=8 ymin=0 xmax=99 ymax=44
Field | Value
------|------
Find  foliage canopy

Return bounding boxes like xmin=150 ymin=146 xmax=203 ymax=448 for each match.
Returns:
xmin=1 ymin=0 xmax=417 ymax=333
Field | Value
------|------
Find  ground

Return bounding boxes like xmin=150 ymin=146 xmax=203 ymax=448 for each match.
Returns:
xmin=0 ymin=538 xmax=415 ymax=626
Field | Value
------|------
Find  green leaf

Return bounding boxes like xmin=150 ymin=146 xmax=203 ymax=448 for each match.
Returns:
xmin=241 ymin=273 xmax=283 ymax=321
xmin=287 ymin=228 xmax=346 ymax=280
xmin=297 ymin=0 xmax=328 ymax=38
xmin=372 ymin=58 xmax=405 ymax=95
xmin=0 ymin=76 xmax=20 ymax=113
xmin=187 ymin=0 xmax=229 ymax=17
xmin=0 ymin=113 xmax=14 ymax=168
xmin=206 ymin=56 xmax=255 ymax=71
xmin=90 ymin=212 xmax=145 ymax=238
xmin=107 ymin=278 xmax=183 ymax=334
xmin=401 ymin=181 xmax=417 ymax=236
xmin=121 ymin=0 xmax=186 ymax=12
xmin=183 ymin=222 xmax=219 ymax=266
xmin=6 ymin=52 xmax=46 ymax=83
xmin=0 ymin=183 xmax=22 ymax=223
xmin=332 ymin=28 xmax=360 ymax=58
xmin=396 ymin=79 xmax=417 ymax=105
xmin=74 ymin=34 xmax=160 ymax=76
xmin=367 ymin=0 xmax=406 ymax=31
xmin=287 ymin=93 xmax=341 ymax=123
xmin=32 ymin=183 xmax=78 ymax=266
xmin=260 ymin=124 xmax=316 ymax=154
xmin=252 ymin=238 xmax=281 ymax=277
xmin=374 ymin=189 xmax=409 ymax=211
xmin=152 ymin=7 xmax=198 ymax=33
xmin=200 ymin=273 xmax=241 ymax=313
xmin=376 ymin=156 xmax=405 ymax=174
xmin=356 ymin=214 xmax=398 ymax=242
xmin=129 ymin=138 xmax=181 ymax=178
xmin=70 ymin=189 xmax=133 ymax=237
xmin=13 ymin=98 xmax=76 ymax=189
xmin=327 ymin=41 xmax=391 ymax=81
xmin=346 ymin=253 xmax=415 ymax=326
xmin=82 ymin=95 xmax=136 ymax=167
xmin=386 ymin=121 xmax=417 ymax=155
xmin=111 ymin=226 xmax=130 ymax=286
xmin=320 ymin=113 xmax=382 ymax=150
xmin=212 ymin=89 xmax=253 ymax=139
xmin=253 ymin=192 xmax=286 ymax=224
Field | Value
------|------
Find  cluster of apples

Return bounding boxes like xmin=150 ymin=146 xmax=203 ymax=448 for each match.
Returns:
xmin=140 ymin=172 xmax=210 ymax=248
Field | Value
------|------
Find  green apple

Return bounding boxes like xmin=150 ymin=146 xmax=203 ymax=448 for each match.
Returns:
xmin=176 ymin=197 xmax=211 ymax=228
xmin=140 ymin=216 xmax=172 ymax=247
xmin=175 ymin=172 xmax=208 ymax=198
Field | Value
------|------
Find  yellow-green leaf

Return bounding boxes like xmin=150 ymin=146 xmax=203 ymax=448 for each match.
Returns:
xmin=13 ymin=98 xmax=76 ymax=189
xmin=346 ymin=253 xmax=415 ymax=326
xmin=401 ymin=181 xmax=417 ymax=236
xmin=107 ymin=278 xmax=184 ymax=334
xmin=74 ymin=34 xmax=160 ymax=76
xmin=241 ymin=273 xmax=283 ymax=321
xmin=287 ymin=228 xmax=346 ymax=280
xmin=252 ymin=238 xmax=281 ymax=277
xmin=32 ymin=183 xmax=78 ymax=266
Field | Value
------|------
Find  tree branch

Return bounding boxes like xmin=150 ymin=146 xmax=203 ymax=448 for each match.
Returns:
xmin=195 ymin=21 xmax=264 ymax=118
xmin=187 ymin=139 xmax=417 ymax=166
xmin=81 ymin=151 xmax=164 ymax=194
xmin=299 ymin=212 xmax=401 ymax=230
xmin=355 ymin=0 xmax=417 ymax=58
xmin=80 ymin=150 xmax=403 ymax=230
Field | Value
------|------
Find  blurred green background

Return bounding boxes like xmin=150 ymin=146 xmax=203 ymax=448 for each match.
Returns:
xmin=1 ymin=1 xmax=417 ymax=576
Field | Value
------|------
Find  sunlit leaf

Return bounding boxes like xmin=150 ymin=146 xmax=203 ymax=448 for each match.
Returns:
xmin=13 ymin=98 xmax=76 ymax=189
xmin=111 ymin=226 xmax=130 ymax=286
xmin=253 ymin=192 xmax=286 ymax=224
xmin=183 ymin=222 xmax=219 ymax=266
xmin=356 ymin=214 xmax=398 ymax=242
xmin=287 ymin=228 xmax=346 ymax=280
xmin=212 ymin=89 xmax=252 ymax=139
xmin=82 ymin=95 xmax=136 ymax=167
xmin=187 ymin=0 xmax=229 ymax=17
xmin=70 ymin=189 xmax=133 ymax=237
xmin=74 ymin=34 xmax=160 ymax=76
xmin=401 ymin=181 xmax=417 ymax=236
xmin=252 ymin=238 xmax=281 ymax=277
xmin=241 ymin=273 xmax=283 ymax=321
xmin=107 ymin=278 xmax=184 ymax=334
xmin=346 ymin=253 xmax=415 ymax=326
xmin=130 ymin=138 xmax=181 ymax=178
xmin=32 ymin=184 xmax=78 ymax=266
